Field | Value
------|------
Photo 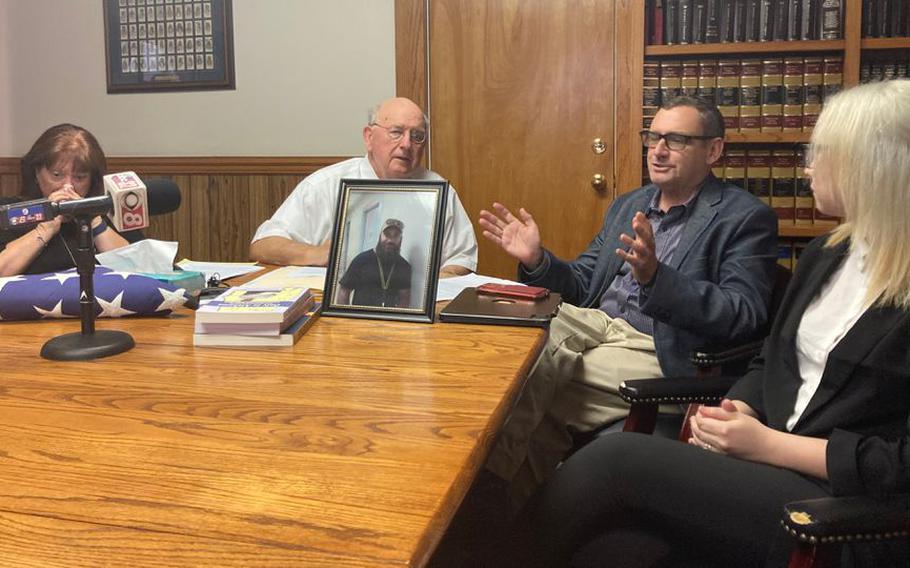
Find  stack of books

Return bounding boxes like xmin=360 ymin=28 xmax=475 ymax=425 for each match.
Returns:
xmin=193 ymin=286 xmax=319 ymax=348
xmin=860 ymin=53 xmax=910 ymax=83
xmin=647 ymin=0 xmax=844 ymax=45
xmin=643 ymin=56 xmax=844 ymax=133
xmin=714 ymin=146 xmax=838 ymax=227
xmin=778 ymin=239 xmax=809 ymax=270
xmin=862 ymin=0 xmax=910 ymax=38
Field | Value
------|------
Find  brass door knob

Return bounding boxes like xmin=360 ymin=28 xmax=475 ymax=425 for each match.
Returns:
xmin=591 ymin=138 xmax=606 ymax=154
xmin=591 ymin=173 xmax=606 ymax=190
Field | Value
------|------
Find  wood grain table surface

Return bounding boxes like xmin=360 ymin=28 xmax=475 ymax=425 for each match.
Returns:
xmin=0 ymin=308 xmax=546 ymax=567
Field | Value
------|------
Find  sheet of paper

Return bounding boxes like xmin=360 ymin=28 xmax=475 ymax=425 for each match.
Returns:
xmin=243 ymin=265 xmax=328 ymax=290
xmin=176 ymin=259 xmax=264 ymax=283
xmin=244 ymin=268 xmax=518 ymax=300
xmin=435 ymin=273 xmax=524 ymax=301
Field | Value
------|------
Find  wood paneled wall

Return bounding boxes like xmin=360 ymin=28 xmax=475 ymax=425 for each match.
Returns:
xmin=0 ymin=159 xmax=22 ymax=198
xmin=0 ymin=157 xmax=348 ymax=262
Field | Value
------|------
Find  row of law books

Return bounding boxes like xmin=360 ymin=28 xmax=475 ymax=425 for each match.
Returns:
xmin=860 ymin=53 xmax=910 ymax=83
xmin=862 ymin=0 xmax=910 ymax=38
xmin=719 ymin=148 xmax=839 ymax=226
xmin=640 ymin=147 xmax=839 ymax=226
xmin=193 ymin=277 xmax=319 ymax=348
xmin=647 ymin=0 xmax=843 ymax=46
xmin=778 ymin=239 xmax=808 ymax=271
xmin=644 ymin=56 xmax=843 ymax=133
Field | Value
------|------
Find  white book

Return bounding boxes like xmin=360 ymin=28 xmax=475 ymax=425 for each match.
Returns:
xmin=193 ymin=306 xmax=320 ymax=348
xmin=193 ymin=320 xmax=287 ymax=336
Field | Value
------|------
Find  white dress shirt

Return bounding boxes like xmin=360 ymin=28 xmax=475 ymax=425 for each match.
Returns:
xmin=788 ymin=241 xmax=870 ymax=431
xmin=251 ymin=157 xmax=478 ymax=271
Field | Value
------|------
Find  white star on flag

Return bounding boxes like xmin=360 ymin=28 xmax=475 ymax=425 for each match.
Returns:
xmin=104 ymin=270 xmax=135 ymax=281
xmin=0 ymin=275 xmax=26 ymax=294
xmin=34 ymin=300 xmax=68 ymax=319
xmin=42 ymin=271 xmax=82 ymax=285
xmin=156 ymin=287 xmax=188 ymax=312
xmin=97 ymin=292 xmax=137 ymax=318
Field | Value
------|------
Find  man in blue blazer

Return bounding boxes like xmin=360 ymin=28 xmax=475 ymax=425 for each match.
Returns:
xmin=478 ymin=96 xmax=779 ymax=504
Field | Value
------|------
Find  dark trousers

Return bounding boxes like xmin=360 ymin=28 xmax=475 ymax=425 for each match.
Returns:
xmin=526 ymin=432 xmax=831 ymax=567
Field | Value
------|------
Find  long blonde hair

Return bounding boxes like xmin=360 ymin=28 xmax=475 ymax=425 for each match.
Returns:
xmin=811 ymin=80 xmax=910 ymax=309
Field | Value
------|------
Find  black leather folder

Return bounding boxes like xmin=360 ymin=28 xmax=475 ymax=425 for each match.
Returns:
xmin=439 ymin=287 xmax=562 ymax=327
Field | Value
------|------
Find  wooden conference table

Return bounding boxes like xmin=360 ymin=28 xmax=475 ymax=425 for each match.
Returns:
xmin=0 ymin=304 xmax=546 ymax=566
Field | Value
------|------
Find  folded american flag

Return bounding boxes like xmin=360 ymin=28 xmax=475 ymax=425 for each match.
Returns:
xmin=0 ymin=267 xmax=191 ymax=321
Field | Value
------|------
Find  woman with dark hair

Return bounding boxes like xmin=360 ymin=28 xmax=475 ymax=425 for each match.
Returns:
xmin=0 ymin=124 xmax=131 ymax=276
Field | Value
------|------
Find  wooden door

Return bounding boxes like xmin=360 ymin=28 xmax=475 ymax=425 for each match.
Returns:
xmin=397 ymin=0 xmax=617 ymax=279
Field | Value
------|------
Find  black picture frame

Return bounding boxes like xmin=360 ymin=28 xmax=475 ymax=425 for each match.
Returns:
xmin=322 ymin=179 xmax=448 ymax=324
xmin=103 ymin=0 xmax=235 ymax=94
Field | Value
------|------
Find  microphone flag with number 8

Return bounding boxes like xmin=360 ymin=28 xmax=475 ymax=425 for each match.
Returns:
xmin=104 ymin=171 xmax=149 ymax=231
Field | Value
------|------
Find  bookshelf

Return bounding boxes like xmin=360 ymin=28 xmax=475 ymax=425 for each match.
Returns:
xmin=725 ymin=132 xmax=813 ymax=143
xmin=617 ymin=0 xmax=910 ymax=240
xmin=645 ymin=39 xmax=845 ymax=57
xmin=779 ymin=225 xmax=836 ymax=238
xmin=862 ymin=38 xmax=910 ymax=50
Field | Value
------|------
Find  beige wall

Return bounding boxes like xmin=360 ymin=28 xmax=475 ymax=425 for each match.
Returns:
xmin=0 ymin=1 xmax=13 ymax=154
xmin=0 ymin=0 xmax=395 ymax=157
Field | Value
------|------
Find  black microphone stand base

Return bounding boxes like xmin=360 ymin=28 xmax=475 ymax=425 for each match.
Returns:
xmin=40 ymin=329 xmax=135 ymax=361
xmin=39 ymin=216 xmax=135 ymax=361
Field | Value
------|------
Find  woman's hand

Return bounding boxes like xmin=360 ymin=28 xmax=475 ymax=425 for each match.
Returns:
xmin=46 ymin=184 xmax=81 ymax=204
xmin=37 ymin=184 xmax=80 ymax=238
xmin=37 ymin=217 xmax=63 ymax=240
xmin=689 ymin=399 xmax=775 ymax=462
xmin=690 ymin=399 xmax=830 ymax=479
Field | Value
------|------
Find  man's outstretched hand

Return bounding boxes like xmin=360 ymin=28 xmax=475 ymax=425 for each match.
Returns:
xmin=479 ymin=202 xmax=544 ymax=270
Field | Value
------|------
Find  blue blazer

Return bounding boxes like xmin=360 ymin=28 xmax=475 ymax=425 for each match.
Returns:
xmin=521 ymin=175 xmax=779 ymax=377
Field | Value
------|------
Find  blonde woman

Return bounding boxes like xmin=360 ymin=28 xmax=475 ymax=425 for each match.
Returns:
xmin=529 ymin=80 xmax=910 ymax=567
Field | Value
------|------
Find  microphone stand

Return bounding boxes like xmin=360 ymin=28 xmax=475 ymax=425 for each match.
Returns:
xmin=40 ymin=216 xmax=135 ymax=360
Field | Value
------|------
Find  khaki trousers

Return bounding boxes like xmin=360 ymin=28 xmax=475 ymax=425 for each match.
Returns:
xmin=485 ymin=304 xmax=665 ymax=503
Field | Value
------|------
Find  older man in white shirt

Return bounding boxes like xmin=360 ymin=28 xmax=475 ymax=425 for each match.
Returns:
xmin=250 ymin=97 xmax=477 ymax=277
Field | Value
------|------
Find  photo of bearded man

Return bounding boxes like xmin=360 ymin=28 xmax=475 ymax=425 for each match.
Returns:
xmin=337 ymin=218 xmax=412 ymax=308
